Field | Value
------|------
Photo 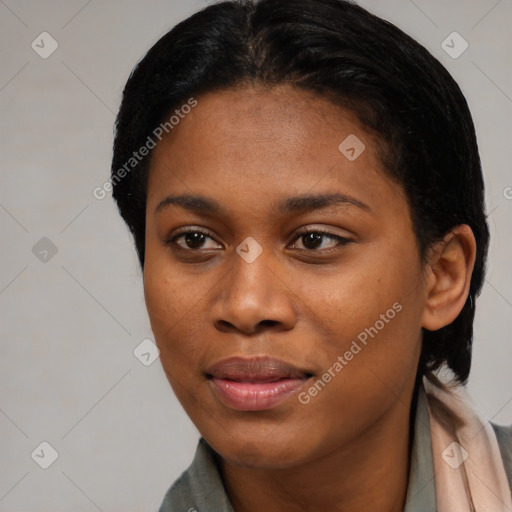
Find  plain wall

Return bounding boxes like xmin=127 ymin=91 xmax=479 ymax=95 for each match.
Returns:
xmin=1 ymin=0 xmax=511 ymax=510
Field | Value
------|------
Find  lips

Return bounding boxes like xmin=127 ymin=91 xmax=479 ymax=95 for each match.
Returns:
xmin=206 ymin=356 xmax=313 ymax=411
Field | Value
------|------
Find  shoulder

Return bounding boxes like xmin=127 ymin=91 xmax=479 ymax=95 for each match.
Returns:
xmin=157 ymin=438 xmax=234 ymax=512
xmin=157 ymin=469 xmax=195 ymax=512
xmin=492 ymin=422 xmax=512 ymax=491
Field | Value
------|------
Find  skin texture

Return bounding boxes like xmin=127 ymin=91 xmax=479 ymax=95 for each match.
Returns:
xmin=143 ymin=85 xmax=476 ymax=512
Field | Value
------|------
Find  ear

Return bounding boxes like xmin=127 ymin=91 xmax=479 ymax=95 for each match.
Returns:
xmin=421 ymin=225 xmax=476 ymax=331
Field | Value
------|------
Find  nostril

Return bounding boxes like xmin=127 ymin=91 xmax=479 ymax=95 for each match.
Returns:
xmin=213 ymin=319 xmax=238 ymax=333
xmin=259 ymin=319 xmax=279 ymax=328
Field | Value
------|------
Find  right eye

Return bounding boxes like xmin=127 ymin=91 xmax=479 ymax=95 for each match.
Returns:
xmin=166 ymin=228 xmax=223 ymax=251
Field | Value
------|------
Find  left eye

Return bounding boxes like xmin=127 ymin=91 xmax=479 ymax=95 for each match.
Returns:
xmin=290 ymin=230 xmax=351 ymax=251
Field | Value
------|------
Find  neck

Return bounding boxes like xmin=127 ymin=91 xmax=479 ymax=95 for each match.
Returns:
xmin=219 ymin=380 xmax=419 ymax=512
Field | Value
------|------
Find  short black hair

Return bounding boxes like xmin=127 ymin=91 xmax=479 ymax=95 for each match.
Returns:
xmin=111 ymin=0 xmax=489 ymax=385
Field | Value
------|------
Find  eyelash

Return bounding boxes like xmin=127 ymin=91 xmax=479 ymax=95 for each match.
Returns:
xmin=166 ymin=227 xmax=352 ymax=253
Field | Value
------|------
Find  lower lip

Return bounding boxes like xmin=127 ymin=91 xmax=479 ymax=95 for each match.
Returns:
xmin=210 ymin=377 xmax=309 ymax=411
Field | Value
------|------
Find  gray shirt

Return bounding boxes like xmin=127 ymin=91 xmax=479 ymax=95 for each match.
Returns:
xmin=158 ymin=386 xmax=512 ymax=511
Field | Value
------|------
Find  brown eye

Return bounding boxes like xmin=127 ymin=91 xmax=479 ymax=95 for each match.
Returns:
xmin=181 ymin=232 xmax=207 ymax=249
xmin=167 ymin=229 xmax=222 ymax=251
xmin=291 ymin=230 xmax=352 ymax=251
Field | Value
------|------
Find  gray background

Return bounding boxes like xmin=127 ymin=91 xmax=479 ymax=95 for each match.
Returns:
xmin=0 ymin=0 xmax=511 ymax=510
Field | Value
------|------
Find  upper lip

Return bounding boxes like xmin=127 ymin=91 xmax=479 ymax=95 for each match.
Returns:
xmin=206 ymin=356 xmax=312 ymax=382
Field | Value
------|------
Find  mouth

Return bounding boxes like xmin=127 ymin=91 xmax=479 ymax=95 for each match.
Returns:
xmin=206 ymin=356 xmax=314 ymax=411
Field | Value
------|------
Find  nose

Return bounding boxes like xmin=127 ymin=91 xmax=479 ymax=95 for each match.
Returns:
xmin=210 ymin=250 xmax=297 ymax=335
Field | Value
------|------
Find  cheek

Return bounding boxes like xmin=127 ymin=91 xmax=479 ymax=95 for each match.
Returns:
xmin=144 ymin=271 xmax=210 ymax=415
xmin=300 ymin=245 xmax=423 ymax=335
xmin=144 ymin=240 xmax=203 ymax=325
xmin=299 ymin=244 xmax=424 ymax=387
xmin=143 ymin=259 xmax=205 ymax=367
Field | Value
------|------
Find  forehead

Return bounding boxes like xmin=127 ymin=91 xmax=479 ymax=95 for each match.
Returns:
xmin=155 ymin=85 xmax=369 ymax=155
xmin=146 ymin=85 xmax=405 ymax=219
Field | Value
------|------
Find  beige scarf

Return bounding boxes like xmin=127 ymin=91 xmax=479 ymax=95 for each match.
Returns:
xmin=424 ymin=376 xmax=512 ymax=511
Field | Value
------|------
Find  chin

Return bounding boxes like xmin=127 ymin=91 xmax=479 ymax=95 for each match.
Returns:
xmin=204 ymin=427 xmax=316 ymax=470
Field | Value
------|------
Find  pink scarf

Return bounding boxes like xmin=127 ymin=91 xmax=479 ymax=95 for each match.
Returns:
xmin=424 ymin=376 xmax=512 ymax=511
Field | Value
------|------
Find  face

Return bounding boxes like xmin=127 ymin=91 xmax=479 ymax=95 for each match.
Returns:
xmin=144 ymin=85 xmax=428 ymax=469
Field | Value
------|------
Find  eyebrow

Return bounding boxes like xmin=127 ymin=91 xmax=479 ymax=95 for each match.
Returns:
xmin=276 ymin=193 xmax=371 ymax=214
xmin=154 ymin=192 xmax=372 ymax=216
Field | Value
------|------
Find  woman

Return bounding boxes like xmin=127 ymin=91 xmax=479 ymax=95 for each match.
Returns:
xmin=111 ymin=0 xmax=512 ymax=510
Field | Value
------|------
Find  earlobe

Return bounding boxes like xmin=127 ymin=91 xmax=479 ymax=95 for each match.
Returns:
xmin=421 ymin=225 xmax=476 ymax=331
